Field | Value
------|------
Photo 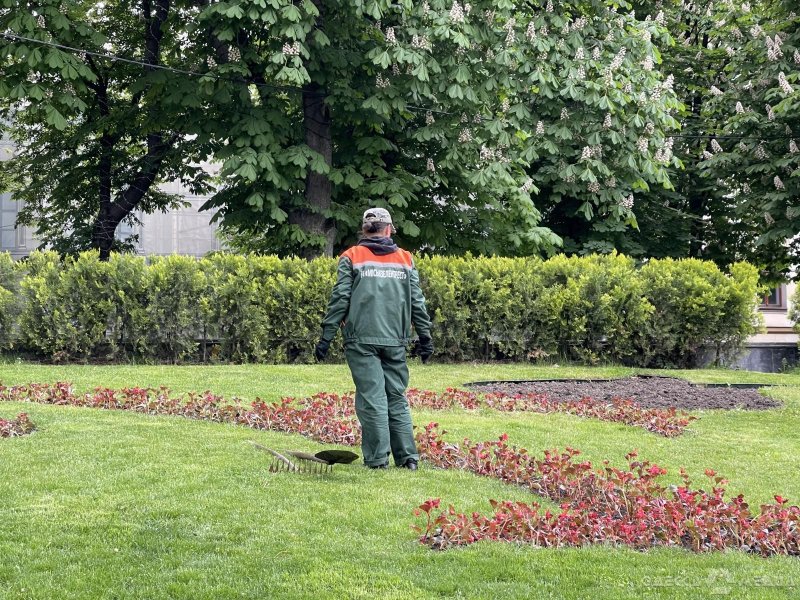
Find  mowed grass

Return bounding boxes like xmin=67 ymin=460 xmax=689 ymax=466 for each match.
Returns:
xmin=1 ymin=362 xmax=799 ymax=599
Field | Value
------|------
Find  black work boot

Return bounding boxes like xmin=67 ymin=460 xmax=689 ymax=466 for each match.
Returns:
xmin=369 ymin=463 xmax=388 ymax=469
xmin=401 ymin=458 xmax=418 ymax=471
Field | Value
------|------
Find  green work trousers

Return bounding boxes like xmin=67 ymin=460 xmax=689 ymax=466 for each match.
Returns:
xmin=344 ymin=343 xmax=418 ymax=467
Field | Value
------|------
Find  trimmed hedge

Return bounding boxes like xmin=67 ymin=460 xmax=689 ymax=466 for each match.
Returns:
xmin=0 ymin=251 xmax=760 ymax=367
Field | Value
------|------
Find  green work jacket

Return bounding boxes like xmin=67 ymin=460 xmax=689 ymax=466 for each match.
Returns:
xmin=320 ymin=243 xmax=432 ymax=347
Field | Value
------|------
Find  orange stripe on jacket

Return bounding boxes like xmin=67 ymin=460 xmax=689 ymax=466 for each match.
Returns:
xmin=341 ymin=245 xmax=413 ymax=268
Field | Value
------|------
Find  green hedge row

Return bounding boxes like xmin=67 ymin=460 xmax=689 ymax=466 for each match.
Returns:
xmin=0 ymin=251 xmax=761 ymax=367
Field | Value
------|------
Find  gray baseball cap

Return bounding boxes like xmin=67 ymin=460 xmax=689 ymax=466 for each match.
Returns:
xmin=362 ymin=207 xmax=393 ymax=226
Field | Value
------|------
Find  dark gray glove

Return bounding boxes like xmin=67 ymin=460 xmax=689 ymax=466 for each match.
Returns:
xmin=315 ymin=339 xmax=330 ymax=362
xmin=417 ymin=334 xmax=434 ymax=364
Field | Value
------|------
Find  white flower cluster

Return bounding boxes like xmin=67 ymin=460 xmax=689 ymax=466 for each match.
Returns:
xmin=624 ymin=81 xmax=633 ymax=94
xmin=505 ymin=25 xmax=516 ymax=47
xmin=473 ymin=113 xmax=482 ymax=124
xmin=450 ymin=2 xmax=465 ymax=23
xmin=655 ymin=11 xmax=665 ymax=26
xmin=37 ymin=14 xmax=45 ymax=28
xmin=755 ymin=144 xmax=767 ymax=160
xmin=766 ymin=104 xmax=775 ymax=121
xmin=710 ymin=85 xmax=723 ymax=96
xmin=376 ymin=74 xmax=390 ymax=88
xmin=742 ymin=2 xmax=751 ymax=13
xmin=575 ymin=65 xmax=586 ymax=81
xmin=480 ymin=145 xmax=495 ymax=161
xmin=637 ymin=137 xmax=649 ymax=153
xmin=536 ymin=121 xmax=545 ymax=135
xmin=458 ymin=128 xmax=472 ymax=143
xmin=766 ymin=35 xmax=783 ymax=61
xmin=576 ymin=47 xmax=585 ymax=61
xmin=422 ymin=2 xmax=430 ymax=17
xmin=556 ymin=38 xmax=565 ymax=51
xmin=795 ymin=50 xmax=800 ymax=65
xmin=587 ymin=181 xmax=601 ymax=193
xmin=750 ymin=24 xmax=762 ymax=38
xmin=621 ymin=194 xmax=634 ymax=209
xmin=725 ymin=46 xmax=735 ymax=58
xmin=572 ymin=17 xmax=588 ymax=31
xmin=610 ymin=48 xmax=627 ymax=71
xmin=282 ymin=41 xmax=301 ymax=57
xmin=778 ymin=72 xmax=793 ymax=95
xmin=521 ymin=178 xmax=534 ymax=193
xmin=790 ymin=139 xmax=798 ymax=154
xmin=526 ymin=22 xmax=536 ymax=41
xmin=742 ymin=182 xmax=751 ymax=194
xmin=392 ymin=63 xmax=400 ymax=76
xmin=731 ymin=27 xmax=743 ymax=41
xmin=540 ymin=24 xmax=549 ymax=37
xmin=605 ymin=176 xmax=616 ymax=188
xmin=464 ymin=3 xmax=472 ymax=15
xmin=546 ymin=0 xmax=554 ymax=13
xmin=501 ymin=98 xmax=511 ymax=113
xmin=560 ymin=107 xmax=569 ymax=120
xmin=702 ymin=150 xmax=714 ymax=160
xmin=662 ymin=74 xmax=674 ymax=90
xmin=642 ymin=29 xmax=651 ymax=44
xmin=427 ymin=158 xmax=436 ymax=172
xmin=411 ymin=35 xmax=431 ymax=50
xmin=538 ymin=51 xmax=547 ymax=61
xmin=207 ymin=56 xmax=217 ymax=68
xmin=764 ymin=211 xmax=775 ymax=224
xmin=736 ymin=101 xmax=745 ymax=114
xmin=774 ymin=175 xmax=785 ymax=190
xmin=580 ymin=146 xmax=593 ymax=161
xmin=385 ymin=27 xmax=397 ymax=45
xmin=645 ymin=122 xmax=655 ymax=135
xmin=655 ymin=137 xmax=674 ymax=163
xmin=487 ymin=48 xmax=496 ymax=61
xmin=484 ymin=10 xmax=495 ymax=24
xmin=460 ymin=112 xmax=469 ymax=123
xmin=643 ymin=55 xmax=654 ymax=71
xmin=603 ymin=113 xmax=612 ymax=129
xmin=228 ymin=46 xmax=241 ymax=62
xmin=711 ymin=139 xmax=723 ymax=153
xmin=426 ymin=111 xmax=435 ymax=125
xmin=592 ymin=47 xmax=601 ymax=60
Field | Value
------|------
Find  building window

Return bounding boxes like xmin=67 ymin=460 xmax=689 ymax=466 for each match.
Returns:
xmin=759 ymin=285 xmax=788 ymax=311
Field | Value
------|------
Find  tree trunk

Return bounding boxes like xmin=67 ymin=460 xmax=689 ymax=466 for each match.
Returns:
xmin=290 ymin=82 xmax=336 ymax=259
xmin=90 ymin=0 xmax=171 ymax=260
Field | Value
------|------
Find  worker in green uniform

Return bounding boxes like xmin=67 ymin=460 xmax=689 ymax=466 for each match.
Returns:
xmin=315 ymin=208 xmax=434 ymax=470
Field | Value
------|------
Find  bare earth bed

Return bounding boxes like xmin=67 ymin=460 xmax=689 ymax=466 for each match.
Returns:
xmin=468 ymin=376 xmax=782 ymax=410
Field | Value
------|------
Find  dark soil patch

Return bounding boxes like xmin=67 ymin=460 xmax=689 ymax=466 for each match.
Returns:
xmin=468 ymin=377 xmax=782 ymax=411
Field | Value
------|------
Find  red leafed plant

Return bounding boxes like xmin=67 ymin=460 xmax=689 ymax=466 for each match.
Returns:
xmin=0 ymin=413 xmax=36 ymax=438
xmin=413 ymin=424 xmax=799 ymax=557
xmin=0 ymin=383 xmax=361 ymax=446
xmin=406 ymin=388 xmax=695 ymax=437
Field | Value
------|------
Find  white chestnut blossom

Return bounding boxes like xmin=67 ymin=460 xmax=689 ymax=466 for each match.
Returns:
xmin=774 ymin=175 xmax=785 ymax=190
xmin=546 ymin=0 xmax=553 ymax=12
xmin=521 ymin=178 xmax=534 ymax=193
xmin=536 ymin=121 xmax=545 ymax=135
xmin=603 ymin=113 xmax=612 ymax=129
xmin=207 ymin=56 xmax=217 ymax=68
xmin=282 ymin=41 xmax=301 ymax=57
xmin=484 ymin=10 xmax=495 ymax=24
xmin=766 ymin=104 xmax=775 ymax=121
xmin=376 ymin=74 xmax=390 ymax=88
xmin=610 ymin=48 xmax=627 ymax=71
xmin=501 ymin=98 xmax=511 ymax=113
xmin=755 ymin=144 xmax=767 ymax=160
xmin=580 ymin=146 xmax=594 ymax=161
xmin=425 ymin=111 xmax=435 ymax=125
xmin=645 ymin=122 xmax=655 ymax=135
xmin=766 ymin=35 xmax=783 ymax=61
xmin=655 ymin=11 xmax=665 ymax=26
xmin=560 ymin=107 xmax=569 ymax=120
xmin=592 ymin=47 xmax=601 ymax=60
xmin=643 ymin=55 xmax=654 ymax=71
xmin=637 ymin=137 xmax=649 ymax=153
xmin=711 ymin=139 xmax=723 ymax=153
xmin=576 ymin=47 xmax=585 ymax=61
xmin=427 ymin=158 xmax=435 ymax=172
xmin=526 ymin=22 xmax=536 ymax=41
xmin=411 ymin=35 xmax=431 ymax=50
xmin=449 ymin=2 xmax=465 ymax=23
xmin=605 ymin=177 xmax=617 ymax=188
xmin=702 ymin=150 xmax=714 ymax=160
xmin=710 ymin=85 xmax=723 ymax=96
xmin=795 ymin=50 xmax=800 ymax=65
xmin=587 ymin=181 xmax=601 ymax=193
xmin=37 ymin=14 xmax=45 ymax=28
xmin=385 ymin=27 xmax=397 ymax=45
xmin=458 ymin=128 xmax=472 ymax=143
xmin=621 ymin=194 xmax=634 ymax=209
xmin=742 ymin=183 xmax=751 ymax=194
xmin=790 ymin=139 xmax=798 ymax=154
xmin=228 ymin=47 xmax=241 ymax=62
xmin=479 ymin=145 xmax=495 ymax=161
xmin=778 ymin=72 xmax=793 ymax=95
xmin=735 ymin=101 xmax=745 ymax=114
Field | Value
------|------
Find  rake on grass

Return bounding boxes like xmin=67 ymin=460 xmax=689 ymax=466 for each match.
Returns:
xmin=249 ymin=441 xmax=359 ymax=474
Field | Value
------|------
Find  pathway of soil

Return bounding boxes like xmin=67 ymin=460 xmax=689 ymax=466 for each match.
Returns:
xmin=469 ymin=377 xmax=782 ymax=410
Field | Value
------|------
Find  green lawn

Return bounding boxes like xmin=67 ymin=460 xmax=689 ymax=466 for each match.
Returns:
xmin=1 ymin=362 xmax=799 ymax=599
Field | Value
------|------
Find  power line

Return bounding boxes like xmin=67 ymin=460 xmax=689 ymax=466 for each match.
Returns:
xmin=0 ymin=31 xmax=459 ymax=116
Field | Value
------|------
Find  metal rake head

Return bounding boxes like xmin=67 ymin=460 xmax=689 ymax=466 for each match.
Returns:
xmin=249 ymin=442 xmax=358 ymax=475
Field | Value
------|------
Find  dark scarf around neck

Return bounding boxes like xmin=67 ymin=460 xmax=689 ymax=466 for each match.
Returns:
xmin=357 ymin=236 xmax=399 ymax=255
